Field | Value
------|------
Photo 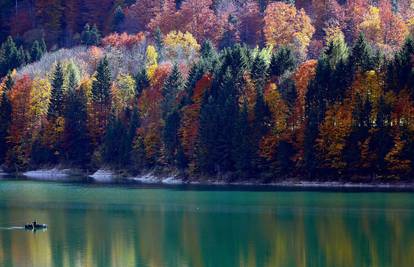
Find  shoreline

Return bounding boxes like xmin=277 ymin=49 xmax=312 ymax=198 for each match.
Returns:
xmin=1 ymin=167 xmax=414 ymax=191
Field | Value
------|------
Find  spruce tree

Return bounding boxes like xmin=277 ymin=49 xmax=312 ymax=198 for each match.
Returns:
xmin=162 ymin=64 xmax=183 ymax=117
xmin=40 ymin=38 xmax=47 ymax=54
xmin=154 ymin=27 xmax=164 ymax=60
xmin=303 ymin=58 xmax=331 ymax=177
xmin=279 ymin=78 xmax=297 ymax=108
xmin=81 ymin=24 xmax=101 ymax=46
xmin=134 ymin=69 xmax=150 ymax=96
xmin=269 ymin=46 xmax=296 ymax=77
xmin=388 ymin=37 xmax=414 ymax=96
xmin=63 ymin=86 xmax=91 ymax=167
xmin=17 ymin=45 xmax=26 ymax=66
xmin=370 ymin=96 xmax=393 ymax=173
xmin=0 ymin=36 xmax=19 ymax=76
xmin=251 ymin=54 xmax=268 ymax=91
xmin=112 ymin=6 xmax=125 ymax=32
xmin=30 ymin=40 xmax=43 ymax=62
xmin=103 ymin=114 xmax=131 ymax=166
xmin=232 ymin=104 xmax=252 ymax=177
xmin=196 ymin=93 xmax=218 ymax=174
xmin=350 ymin=33 xmax=375 ymax=73
xmin=163 ymin=110 xmax=181 ymax=164
xmin=275 ymin=140 xmax=295 ymax=176
xmin=215 ymin=68 xmax=238 ymax=173
xmin=200 ymin=40 xmax=216 ymax=60
xmin=92 ymin=57 xmax=111 ymax=105
xmin=131 ymin=134 xmax=147 ymax=171
xmin=0 ymin=80 xmax=12 ymax=163
xmin=48 ymin=62 xmax=65 ymax=118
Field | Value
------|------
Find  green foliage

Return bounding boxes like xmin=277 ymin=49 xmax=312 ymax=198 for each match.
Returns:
xmin=48 ymin=62 xmax=64 ymax=118
xmin=154 ymin=27 xmax=164 ymax=60
xmin=4 ymin=30 xmax=414 ymax=180
xmin=162 ymin=64 xmax=183 ymax=117
xmin=0 ymin=88 xmax=12 ymax=163
xmin=30 ymin=41 xmax=43 ymax=62
xmin=350 ymin=33 xmax=376 ymax=73
xmin=269 ymin=47 xmax=296 ymax=77
xmin=163 ymin=109 xmax=182 ymax=164
xmin=112 ymin=6 xmax=125 ymax=33
xmin=0 ymin=36 xmax=24 ymax=77
xmin=92 ymin=57 xmax=111 ymax=105
xmin=81 ymin=24 xmax=101 ymax=46
xmin=134 ymin=69 xmax=150 ymax=96
xmin=63 ymin=85 xmax=91 ymax=167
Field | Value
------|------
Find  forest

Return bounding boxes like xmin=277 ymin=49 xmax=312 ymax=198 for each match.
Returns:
xmin=0 ymin=0 xmax=414 ymax=181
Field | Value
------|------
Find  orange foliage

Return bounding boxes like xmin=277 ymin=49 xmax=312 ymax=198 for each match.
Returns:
xmin=292 ymin=60 xmax=318 ymax=128
xmin=88 ymin=46 xmax=104 ymax=70
xmin=385 ymin=129 xmax=411 ymax=174
xmin=124 ymin=0 xmax=162 ymax=33
xmin=291 ymin=60 xmax=317 ymax=162
xmin=238 ymin=1 xmax=263 ymax=47
xmin=102 ymin=32 xmax=146 ymax=49
xmin=6 ymin=76 xmax=33 ymax=167
xmin=344 ymin=0 xmax=370 ymax=39
xmin=179 ymin=74 xmax=212 ymax=158
xmin=391 ymin=90 xmax=414 ymax=129
xmin=148 ymin=0 xmax=224 ymax=44
xmin=259 ymin=83 xmax=289 ymax=161
xmin=138 ymin=64 xmax=171 ymax=163
xmin=316 ymin=101 xmax=353 ymax=171
xmin=263 ymin=2 xmax=315 ymax=57
xmin=240 ymin=73 xmax=257 ymax=122
xmin=379 ymin=0 xmax=408 ymax=52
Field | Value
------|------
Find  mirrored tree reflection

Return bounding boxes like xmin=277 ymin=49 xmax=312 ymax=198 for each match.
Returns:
xmin=0 ymin=183 xmax=413 ymax=267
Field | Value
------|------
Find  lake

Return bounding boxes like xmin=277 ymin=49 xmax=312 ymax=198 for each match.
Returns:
xmin=0 ymin=179 xmax=413 ymax=267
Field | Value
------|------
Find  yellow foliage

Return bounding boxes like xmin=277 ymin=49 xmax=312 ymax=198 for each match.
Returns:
xmin=316 ymin=101 xmax=353 ymax=171
xmin=163 ymin=31 xmax=200 ymax=62
xmin=350 ymin=70 xmax=384 ymax=120
xmin=30 ymin=77 xmax=51 ymax=121
xmin=385 ymin=131 xmax=411 ymax=174
xmin=263 ymin=2 xmax=315 ymax=59
xmin=359 ymin=6 xmax=382 ymax=44
xmin=264 ymin=83 xmax=288 ymax=135
xmin=146 ymin=45 xmax=158 ymax=79
xmin=324 ymin=25 xmax=345 ymax=45
xmin=111 ymin=73 xmax=136 ymax=113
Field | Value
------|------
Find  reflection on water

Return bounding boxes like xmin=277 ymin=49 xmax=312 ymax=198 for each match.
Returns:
xmin=0 ymin=181 xmax=413 ymax=267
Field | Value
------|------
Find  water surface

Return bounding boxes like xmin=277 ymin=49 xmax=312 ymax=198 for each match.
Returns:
xmin=0 ymin=179 xmax=413 ymax=267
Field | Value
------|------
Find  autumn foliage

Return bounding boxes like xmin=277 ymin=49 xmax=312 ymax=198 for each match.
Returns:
xmin=1 ymin=0 xmax=414 ymax=182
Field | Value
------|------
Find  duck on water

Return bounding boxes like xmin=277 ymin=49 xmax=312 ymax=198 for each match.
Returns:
xmin=25 ymin=221 xmax=47 ymax=230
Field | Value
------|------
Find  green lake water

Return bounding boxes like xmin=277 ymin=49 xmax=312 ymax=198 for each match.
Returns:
xmin=0 ymin=179 xmax=413 ymax=267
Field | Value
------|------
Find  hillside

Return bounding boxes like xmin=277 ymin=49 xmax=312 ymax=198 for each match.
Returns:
xmin=0 ymin=0 xmax=414 ymax=182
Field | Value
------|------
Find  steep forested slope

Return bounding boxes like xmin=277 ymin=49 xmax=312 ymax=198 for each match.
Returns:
xmin=0 ymin=0 xmax=414 ymax=181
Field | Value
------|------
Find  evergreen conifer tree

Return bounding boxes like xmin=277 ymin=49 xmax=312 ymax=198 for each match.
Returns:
xmin=269 ymin=46 xmax=296 ymax=77
xmin=92 ymin=57 xmax=111 ymax=105
xmin=30 ymin=40 xmax=43 ymax=62
xmin=162 ymin=64 xmax=183 ymax=117
xmin=64 ymin=85 xmax=91 ymax=167
xmin=112 ymin=6 xmax=125 ymax=32
xmin=48 ymin=62 xmax=65 ymax=118
xmin=0 ymin=76 xmax=12 ymax=163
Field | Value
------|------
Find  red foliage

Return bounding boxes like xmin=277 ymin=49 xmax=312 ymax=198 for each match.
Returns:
xmin=148 ymin=0 xmax=224 ymax=44
xmin=124 ymin=0 xmax=162 ymax=33
xmin=102 ymin=32 xmax=146 ymax=49
xmin=7 ymin=76 xmax=33 ymax=165
xmin=179 ymin=74 xmax=212 ymax=158
xmin=238 ymin=1 xmax=263 ymax=47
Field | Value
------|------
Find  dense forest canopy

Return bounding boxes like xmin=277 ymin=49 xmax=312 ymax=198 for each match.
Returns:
xmin=0 ymin=0 xmax=414 ymax=181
